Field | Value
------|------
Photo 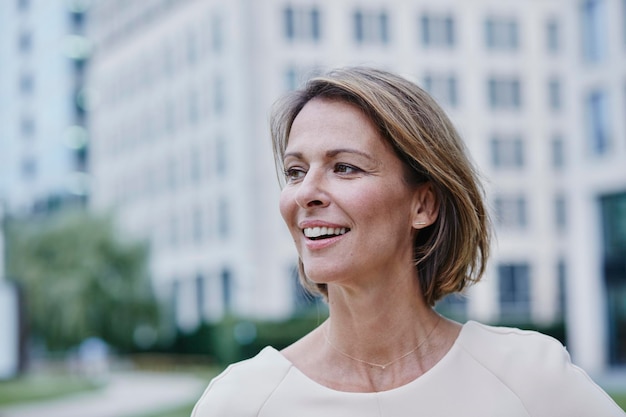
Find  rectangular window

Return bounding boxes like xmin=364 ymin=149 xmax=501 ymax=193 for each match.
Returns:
xmin=551 ymin=134 xmax=565 ymax=169
xmin=485 ymin=17 xmax=519 ymax=50
xmin=546 ymin=18 xmax=560 ymax=53
xmin=490 ymin=135 xmax=524 ymax=169
xmin=17 ymin=0 xmax=29 ymax=12
xmin=488 ymin=76 xmax=522 ymax=110
xmin=218 ymin=198 xmax=229 ymax=239
xmin=221 ymin=269 xmax=232 ymax=311
xmin=19 ymin=72 xmax=34 ymax=95
xmin=498 ymin=263 xmax=531 ymax=320
xmin=169 ymin=215 xmax=179 ymax=248
xmin=423 ymin=73 xmax=458 ymax=108
xmin=284 ymin=65 xmax=320 ymax=91
xmin=186 ymin=28 xmax=198 ymax=65
xmin=556 ymin=259 xmax=567 ymax=319
xmin=214 ymin=75 xmax=225 ymax=114
xmin=284 ymin=6 xmax=322 ymax=42
xmin=353 ymin=9 xmax=389 ymax=45
xmin=20 ymin=155 xmax=37 ymax=179
xmin=581 ymin=0 xmax=607 ymax=62
xmin=548 ymin=77 xmax=562 ymax=111
xmin=585 ymin=89 xmax=611 ymax=154
xmin=420 ymin=13 xmax=455 ymax=47
xmin=554 ymin=194 xmax=567 ymax=232
xmin=215 ymin=135 xmax=227 ymax=176
xmin=17 ymin=30 xmax=32 ymax=53
xmin=494 ymin=194 xmax=527 ymax=229
xmin=211 ymin=14 xmax=223 ymax=52
xmin=193 ymin=208 xmax=203 ymax=245
xmin=20 ymin=115 xmax=35 ymax=137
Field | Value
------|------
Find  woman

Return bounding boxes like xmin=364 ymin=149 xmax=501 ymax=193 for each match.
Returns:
xmin=192 ymin=67 xmax=623 ymax=416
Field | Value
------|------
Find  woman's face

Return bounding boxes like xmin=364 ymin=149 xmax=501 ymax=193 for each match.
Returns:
xmin=279 ymin=98 xmax=429 ymax=288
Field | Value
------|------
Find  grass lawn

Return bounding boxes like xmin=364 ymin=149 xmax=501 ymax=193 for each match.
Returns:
xmin=0 ymin=373 xmax=100 ymax=406
xmin=121 ymin=401 xmax=196 ymax=417
xmin=609 ymin=392 xmax=626 ymax=411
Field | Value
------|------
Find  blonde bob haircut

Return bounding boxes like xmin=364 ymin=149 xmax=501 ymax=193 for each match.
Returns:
xmin=271 ymin=66 xmax=491 ymax=306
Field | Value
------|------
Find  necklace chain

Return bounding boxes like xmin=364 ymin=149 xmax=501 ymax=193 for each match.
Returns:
xmin=323 ymin=316 xmax=442 ymax=370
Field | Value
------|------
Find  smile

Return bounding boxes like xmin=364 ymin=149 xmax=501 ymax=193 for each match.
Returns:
xmin=303 ymin=227 xmax=349 ymax=240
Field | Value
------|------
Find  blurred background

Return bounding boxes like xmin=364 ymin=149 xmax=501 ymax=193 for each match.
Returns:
xmin=0 ymin=0 xmax=625 ymax=415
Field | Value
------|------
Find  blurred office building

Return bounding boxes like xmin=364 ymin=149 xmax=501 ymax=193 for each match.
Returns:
xmin=0 ymin=0 xmax=91 ymax=215
xmin=86 ymin=0 xmax=625 ymax=373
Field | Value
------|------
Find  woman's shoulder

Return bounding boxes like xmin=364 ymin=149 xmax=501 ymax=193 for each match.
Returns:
xmin=191 ymin=346 xmax=292 ymax=417
xmin=457 ymin=320 xmax=578 ymax=377
xmin=456 ymin=321 xmax=623 ymax=415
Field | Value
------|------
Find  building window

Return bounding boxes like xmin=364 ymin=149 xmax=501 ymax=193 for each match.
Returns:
xmin=548 ymin=77 xmax=562 ymax=111
xmin=485 ymin=17 xmax=519 ymax=50
xmin=498 ymin=263 xmax=531 ymax=320
xmin=546 ymin=18 xmax=560 ymax=53
xmin=188 ymin=89 xmax=199 ymax=125
xmin=17 ymin=30 xmax=32 ymax=53
xmin=20 ymin=156 xmax=37 ymax=179
xmin=551 ymin=134 xmax=565 ymax=169
xmin=190 ymin=147 xmax=202 ymax=183
xmin=490 ymin=135 xmax=524 ymax=169
xmin=19 ymin=72 xmax=34 ymax=95
xmin=169 ymin=215 xmax=179 ymax=248
xmin=435 ymin=294 xmax=467 ymax=320
xmin=196 ymin=274 xmax=205 ymax=320
xmin=556 ymin=259 xmax=567 ymax=319
xmin=585 ymin=90 xmax=611 ymax=154
xmin=354 ymin=9 xmax=389 ymax=45
xmin=186 ymin=28 xmax=198 ymax=65
xmin=488 ymin=77 xmax=522 ymax=110
xmin=420 ymin=13 xmax=455 ymax=48
xmin=581 ymin=0 xmax=607 ymax=62
xmin=554 ymin=193 xmax=567 ymax=232
xmin=17 ymin=0 xmax=29 ymax=12
xmin=284 ymin=65 xmax=321 ymax=91
xmin=494 ymin=194 xmax=528 ymax=229
xmin=221 ymin=268 xmax=233 ymax=311
xmin=215 ymin=135 xmax=227 ymax=177
xmin=218 ymin=198 xmax=229 ymax=239
xmin=423 ymin=73 xmax=458 ymax=108
xmin=168 ymin=157 xmax=177 ymax=191
xmin=214 ymin=75 xmax=225 ymax=115
xmin=192 ymin=207 xmax=203 ymax=245
xmin=20 ymin=115 xmax=35 ymax=137
xmin=284 ymin=5 xmax=321 ymax=42
xmin=211 ymin=13 xmax=223 ymax=53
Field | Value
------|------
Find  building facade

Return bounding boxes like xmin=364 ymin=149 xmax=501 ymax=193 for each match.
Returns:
xmin=0 ymin=0 xmax=90 ymax=215
xmin=86 ymin=0 xmax=626 ymax=373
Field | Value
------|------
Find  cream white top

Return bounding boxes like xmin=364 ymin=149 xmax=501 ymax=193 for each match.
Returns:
xmin=192 ymin=321 xmax=624 ymax=417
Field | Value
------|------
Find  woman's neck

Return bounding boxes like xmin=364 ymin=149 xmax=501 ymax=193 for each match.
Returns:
xmin=324 ymin=275 xmax=439 ymax=363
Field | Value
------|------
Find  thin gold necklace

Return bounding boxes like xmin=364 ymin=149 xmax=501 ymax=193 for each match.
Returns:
xmin=323 ymin=316 xmax=442 ymax=370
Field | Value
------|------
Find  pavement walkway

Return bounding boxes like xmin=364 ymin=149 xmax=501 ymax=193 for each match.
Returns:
xmin=0 ymin=371 xmax=207 ymax=417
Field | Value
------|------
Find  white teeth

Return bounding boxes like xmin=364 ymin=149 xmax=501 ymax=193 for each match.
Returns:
xmin=304 ymin=227 xmax=347 ymax=238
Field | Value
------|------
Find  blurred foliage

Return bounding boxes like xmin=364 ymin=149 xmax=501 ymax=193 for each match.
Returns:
xmin=5 ymin=209 xmax=160 ymax=352
xmin=167 ymin=312 xmax=327 ymax=367
xmin=0 ymin=371 xmax=100 ymax=406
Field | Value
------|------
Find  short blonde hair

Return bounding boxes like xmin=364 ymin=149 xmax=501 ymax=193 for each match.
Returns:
xmin=271 ymin=67 xmax=491 ymax=306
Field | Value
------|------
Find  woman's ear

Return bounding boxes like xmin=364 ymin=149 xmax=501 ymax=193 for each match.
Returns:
xmin=411 ymin=182 xmax=439 ymax=229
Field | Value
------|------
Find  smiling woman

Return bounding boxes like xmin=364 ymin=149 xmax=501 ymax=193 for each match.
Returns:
xmin=191 ymin=67 xmax=624 ymax=417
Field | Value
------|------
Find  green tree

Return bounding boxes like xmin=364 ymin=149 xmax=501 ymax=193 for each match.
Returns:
xmin=5 ymin=210 xmax=160 ymax=352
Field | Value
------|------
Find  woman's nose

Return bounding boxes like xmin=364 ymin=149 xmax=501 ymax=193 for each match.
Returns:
xmin=294 ymin=170 xmax=329 ymax=209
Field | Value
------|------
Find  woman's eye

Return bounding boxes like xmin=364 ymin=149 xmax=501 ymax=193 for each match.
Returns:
xmin=284 ymin=167 xmax=305 ymax=182
xmin=334 ymin=163 xmax=360 ymax=174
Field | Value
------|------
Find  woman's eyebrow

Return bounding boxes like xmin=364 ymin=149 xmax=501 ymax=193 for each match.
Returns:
xmin=326 ymin=148 xmax=375 ymax=161
xmin=283 ymin=148 xmax=378 ymax=165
